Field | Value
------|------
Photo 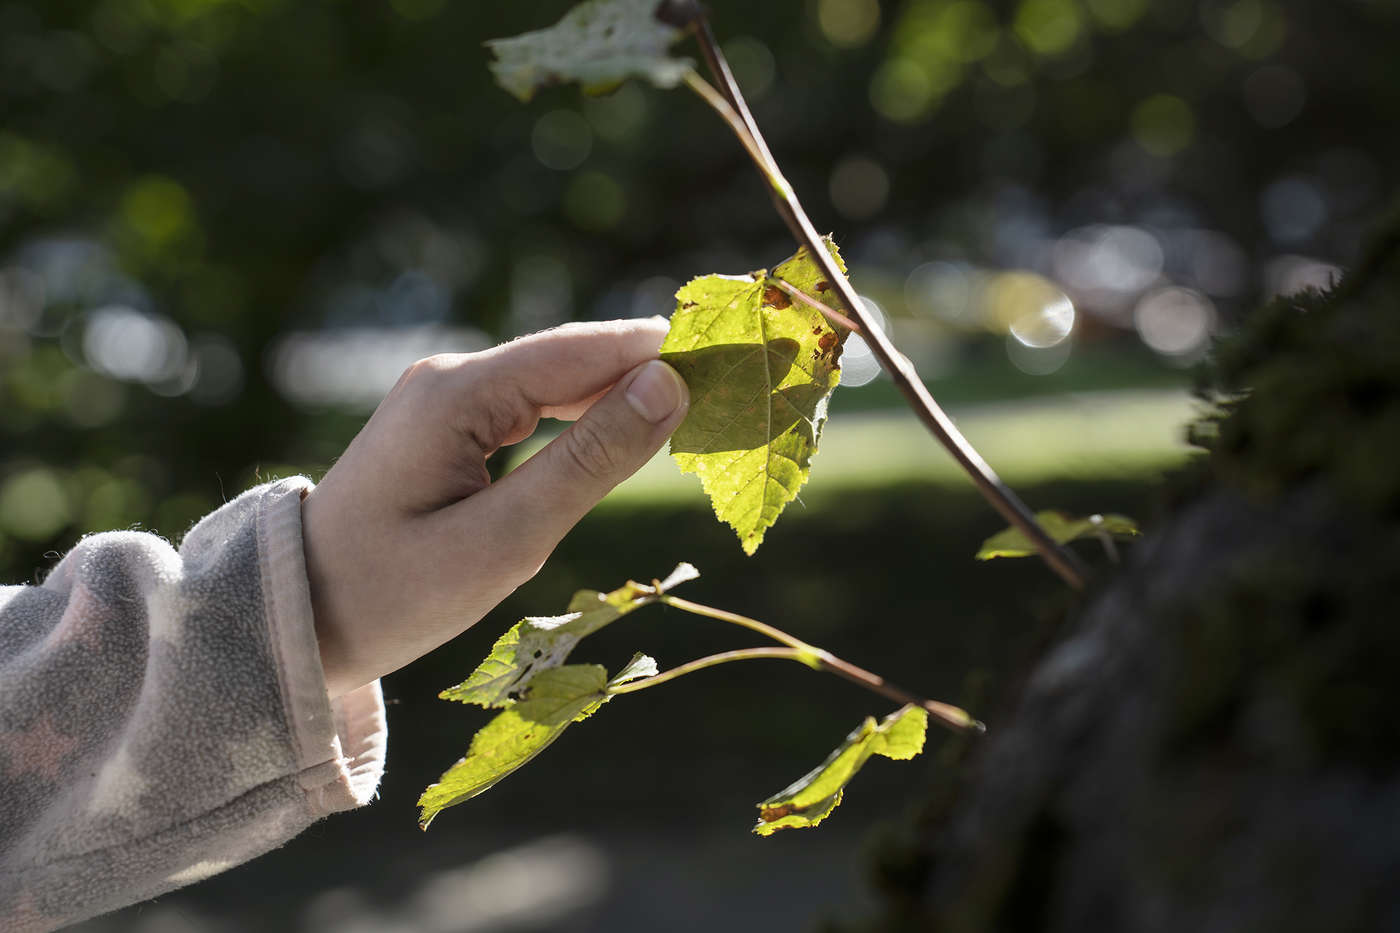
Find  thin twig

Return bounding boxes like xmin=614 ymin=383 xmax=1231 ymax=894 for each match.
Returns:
xmin=681 ymin=71 xmax=779 ymax=193
xmin=813 ymin=650 xmax=985 ymax=733
xmin=606 ymin=647 xmax=811 ymax=694
xmin=658 ymin=593 xmax=983 ymax=733
xmin=660 ymin=594 xmax=814 ymax=653
xmin=771 ymin=280 xmax=863 ymax=334
xmin=685 ymin=17 xmax=1090 ymax=592
xmin=1096 ymin=530 xmax=1122 ymax=564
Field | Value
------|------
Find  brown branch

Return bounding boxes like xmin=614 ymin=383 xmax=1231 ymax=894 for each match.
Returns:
xmin=771 ymin=279 xmax=863 ymax=334
xmin=813 ymin=651 xmax=986 ymax=734
xmin=686 ymin=16 xmax=1090 ymax=592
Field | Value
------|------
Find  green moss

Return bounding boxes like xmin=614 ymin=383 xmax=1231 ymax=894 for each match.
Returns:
xmin=1193 ymin=203 xmax=1400 ymax=512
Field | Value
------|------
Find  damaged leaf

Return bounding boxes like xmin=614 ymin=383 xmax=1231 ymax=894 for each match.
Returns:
xmin=975 ymin=511 xmax=1141 ymax=560
xmin=487 ymin=0 xmax=693 ymax=102
xmin=661 ymin=240 xmax=851 ymax=554
xmin=754 ymin=705 xmax=927 ymax=835
xmin=439 ymin=564 xmax=697 ymax=708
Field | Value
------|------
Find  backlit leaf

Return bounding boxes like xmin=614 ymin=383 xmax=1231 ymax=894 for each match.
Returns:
xmin=440 ymin=564 xmax=697 ymax=707
xmin=608 ymin=652 xmax=660 ymax=687
xmin=419 ymin=664 xmax=612 ymax=828
xmin=487 ymin=0 xmax=693 ymax=102
xmin=753 ymin=705 xmax=927 ymax=836
xmin=661 ymin=240 xmax=850 ymax=554
xmin=975 ymin=511 xmax=1141 ymax=560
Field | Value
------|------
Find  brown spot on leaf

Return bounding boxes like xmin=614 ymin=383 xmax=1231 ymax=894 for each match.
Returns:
xmin=760 ymin=803 xmax=797 ymax=822
xmin=681 ymin=301 xmax=697 ymax=309
xmin=762 ymin=285 xmax=792 ymax=309
xmin=818 ymin=331 xmax=838 ymax=352
xmin=815 ymin=281 xmax=831 ymax=292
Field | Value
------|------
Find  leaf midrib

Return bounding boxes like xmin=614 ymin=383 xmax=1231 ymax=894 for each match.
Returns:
xmin=757 ymin=278 xmax=776 ymax=523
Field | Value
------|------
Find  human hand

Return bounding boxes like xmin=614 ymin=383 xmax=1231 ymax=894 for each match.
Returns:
xmin=300 ymin=318 xmax=689 ymax=698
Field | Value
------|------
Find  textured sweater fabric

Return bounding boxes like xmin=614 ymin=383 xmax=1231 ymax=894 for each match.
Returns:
xmin=0 ymin=478 xmax=388 ymax=932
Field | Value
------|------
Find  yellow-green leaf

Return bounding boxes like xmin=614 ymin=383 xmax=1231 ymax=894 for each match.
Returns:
xmin=487 ymin=0 xmax=693 ymax=102
xmin=661 ymin=240 xmax=850 ymax=555
xmin=439 ymin=563 xmax=697 ymax=707
xmin=418 ymin=664 xmax=612 ymax=828
xmin=753 ymin=704 xmax=927 ymax=836
xmin=975 ymin=511 xmax=1142 ymax=560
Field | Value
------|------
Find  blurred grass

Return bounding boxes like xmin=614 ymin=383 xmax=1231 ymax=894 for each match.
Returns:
xmin=507 ymin=387 xmax=1199 ymax=505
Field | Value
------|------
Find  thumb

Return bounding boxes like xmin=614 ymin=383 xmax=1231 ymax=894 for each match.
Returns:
xmin=470 ymin=359 xmax=689 ymax=558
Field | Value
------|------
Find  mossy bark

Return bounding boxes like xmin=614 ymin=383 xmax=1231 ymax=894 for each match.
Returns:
xmin=856 ymin=209 xmax=1400 ymax=933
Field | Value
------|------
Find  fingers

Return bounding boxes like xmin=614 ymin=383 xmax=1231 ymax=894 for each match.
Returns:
xmin=470 ymin=319 xmax=671 ymax=441
xmin=429 ymin=358 xmax=689 ymax=593
xmin=305 ymin=318 xmax=685 ymax=697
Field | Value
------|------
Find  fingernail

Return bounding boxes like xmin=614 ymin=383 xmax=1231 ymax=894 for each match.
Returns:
xmin=625 ymin=360 xmax=686 ymax=424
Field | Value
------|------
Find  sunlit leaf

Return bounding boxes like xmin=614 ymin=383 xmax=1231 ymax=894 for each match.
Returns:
xmin=486 ymin=0 xmax=693 ymax=102
xmin=440 ymin=564 xmax=697 ymax=707
xmin=608 ymin=651 xmax=660 ymax=687
xmin=975 ymin=511 xmax=1142 ymax=560
xmin=419 ymin=665 xmax=612 ymax=828
xmin=661 ymin=240 xmax=850 ymax=555
xmin=753 ymin=704 xmax=927 ymax=836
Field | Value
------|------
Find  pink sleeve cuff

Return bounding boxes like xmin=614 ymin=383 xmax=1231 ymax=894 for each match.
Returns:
xmin=255 ymin=478 xmax=387 ymax=815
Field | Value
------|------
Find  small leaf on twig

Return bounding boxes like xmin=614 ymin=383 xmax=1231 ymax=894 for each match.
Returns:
xmin=487 ymin=0 xmax=693 ymax=102
xmin=609 ymin=651 xmax=660 ymax=687
xmin=440 ymin=564 xmax=697 ymax=707
xmin=661 ymin=240 xmax=850 ymax=555
xmin=753 ymin=705 xmax=927 ymax=836
xmin=975 ymin=511 xmax=1141 ymax=560
xmin=419 ymin=664 xmax=613 ymax=828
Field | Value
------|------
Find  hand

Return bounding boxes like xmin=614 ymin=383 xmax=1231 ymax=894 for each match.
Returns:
xmin=300 ymin=318 xmax=689 ymax=698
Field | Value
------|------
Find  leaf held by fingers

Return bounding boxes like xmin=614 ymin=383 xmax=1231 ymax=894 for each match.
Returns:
xmin=976 ymin=511 xmax=1141 ymax=560
xmin=486 ymin=0 xmax=693 ymax=102
xmin=440 ymin=564 xmax=698 ymax=708
xmin=753 ymin=705 xmax=927 ymax=836
xmin=661 ymin=239 xmax=850 ymax=555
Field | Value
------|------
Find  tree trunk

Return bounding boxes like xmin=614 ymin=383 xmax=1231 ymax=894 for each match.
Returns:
xmin=861 ymin=210 xmax=1400 ymax=933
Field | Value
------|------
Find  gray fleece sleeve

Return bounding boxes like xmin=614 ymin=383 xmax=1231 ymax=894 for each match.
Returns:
xmin=0 ymin=478 xmax=387 ymax=932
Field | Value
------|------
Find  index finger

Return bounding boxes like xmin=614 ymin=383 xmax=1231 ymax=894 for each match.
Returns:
xmin=478 ymin=318 xmax=670 ymax=422
xmin=490 ymin=318 xmax=669 ymax=400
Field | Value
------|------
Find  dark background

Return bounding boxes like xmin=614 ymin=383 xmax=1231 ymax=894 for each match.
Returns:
xmin=2 ymin=0 xmax=1396 ymax=929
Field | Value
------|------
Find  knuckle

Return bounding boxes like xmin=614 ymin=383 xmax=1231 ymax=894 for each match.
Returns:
xmin=560 ymin=419 xmax=619 ymax=481
xmin=393 ymin=354 xmax=449 ymax=393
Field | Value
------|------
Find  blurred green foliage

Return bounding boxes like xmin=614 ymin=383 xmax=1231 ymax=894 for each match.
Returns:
xmin=2 ymin=0 xmax=1397 ymax=578
xmin=2 ymin=2 xmax=1396 ymax=927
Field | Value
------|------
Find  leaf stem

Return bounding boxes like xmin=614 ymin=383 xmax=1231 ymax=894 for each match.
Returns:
xmin=685 ymin=17 xmax=1090 ymax=593
xmin=682 ymin=71 xmax=784 ymax=196
xmin=658 ymin=594 xmax=983 ymax=733
xmin=1096 ymin=529 xmax=1122 ymax=564
xmin=814 ymin=650 xmax=985 ymax=733
xmin=771 ymin=280 xmax=863 ymax=334
xmin=659 ymin=593 xmax=812 ymax=653
xmin=606 ymin=647 xmax=810 ymax=694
